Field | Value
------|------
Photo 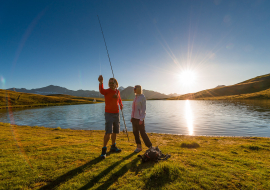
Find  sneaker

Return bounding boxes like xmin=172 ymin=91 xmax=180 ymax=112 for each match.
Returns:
xmin=100 ymin=147 xmax=107 ymax=159
xmin=134 ymin=148 xmax=142 ymax=153
xmin=110 ymin=143 xmax=121 ymax=153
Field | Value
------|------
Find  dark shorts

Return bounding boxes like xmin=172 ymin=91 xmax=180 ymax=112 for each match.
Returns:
xmin=105 ymin=112 xmax=120 ymax=134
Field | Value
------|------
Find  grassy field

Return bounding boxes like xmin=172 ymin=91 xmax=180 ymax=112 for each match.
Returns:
xmin=0 ymin=89 xmax=104 ymax=109
xmin=1 ymin=122 xmax=270 ymax=189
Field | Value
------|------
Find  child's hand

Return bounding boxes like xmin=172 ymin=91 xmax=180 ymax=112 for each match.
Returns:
xmin=98 ymin=75 xmax=103 ymax=83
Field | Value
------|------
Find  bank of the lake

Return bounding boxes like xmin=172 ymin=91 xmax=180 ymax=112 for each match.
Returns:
xmin=1 ymin=122 xmax=270 ymax=189
xmin=0 ymin=89 xmax=105 ymax=109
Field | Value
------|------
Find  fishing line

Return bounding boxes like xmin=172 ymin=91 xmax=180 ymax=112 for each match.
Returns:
xmin=97 ymin=15 xmax=115 ymax=78
xmin=99 ymin=52 xmax=101 ymax=75
xmin=97 ymin=15 xmax=129 ymax=141
xmin=99 ymin=43 xmax=101 ymax=75
xmin=99 ymin=45 xmax=101 ymax=98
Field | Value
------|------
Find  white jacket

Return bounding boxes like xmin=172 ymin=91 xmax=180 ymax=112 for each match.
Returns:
xmin=131 ymin=94 xmax=146 ymax=121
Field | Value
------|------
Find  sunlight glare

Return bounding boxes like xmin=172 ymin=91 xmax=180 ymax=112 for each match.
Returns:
xmin=178 ymin=70 xmax=197 ymax=86
xmin=185 ymin=100 xmax=194 ymax=135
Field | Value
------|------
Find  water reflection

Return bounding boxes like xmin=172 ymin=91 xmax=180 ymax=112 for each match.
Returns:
xmin=185 ymin=100 xmax=194 ymax=135
xmin=0 ymin=100 xmax=270 ymax=137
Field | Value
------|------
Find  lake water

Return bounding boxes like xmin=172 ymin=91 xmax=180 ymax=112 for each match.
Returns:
xmin=1 ymin=100 xmax=270 ymax=137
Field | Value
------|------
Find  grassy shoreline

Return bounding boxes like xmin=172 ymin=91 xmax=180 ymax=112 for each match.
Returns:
xmin=1 ymin=122 xmax=270 ymax=189
xmin=0 ymin=102 xmax=101 ymax=110
xmin=0 ymin=89 xmax=105 ymax=110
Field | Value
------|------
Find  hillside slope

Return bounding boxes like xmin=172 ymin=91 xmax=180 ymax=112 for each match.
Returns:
xmin=169 ymin=73 xmax=270 ymax=100
xmin=0 ymin=89 xmax=104 ymax=109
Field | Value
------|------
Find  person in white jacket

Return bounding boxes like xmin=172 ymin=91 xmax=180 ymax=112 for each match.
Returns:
xmin=130 ymin=85 xmax=152 ymax=153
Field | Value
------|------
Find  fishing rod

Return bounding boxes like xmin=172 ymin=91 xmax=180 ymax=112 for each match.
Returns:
xmin=97 ymin=15 xmax=114 ymax=78
xmin=97 ymin=15 xmax=129 ymax=141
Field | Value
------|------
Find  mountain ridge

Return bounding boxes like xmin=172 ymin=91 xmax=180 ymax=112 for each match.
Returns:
xmin=7 ymin=85 xmax=178 ymax=99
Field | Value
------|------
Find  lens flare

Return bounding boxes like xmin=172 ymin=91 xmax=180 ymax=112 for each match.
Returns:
xmin=1 ymin=76 xmax=5 ymax=85
xmin=4 ymin=84 xmax=34 ymax=170
xmin=226 ymin=43 xmax=234 ymax=49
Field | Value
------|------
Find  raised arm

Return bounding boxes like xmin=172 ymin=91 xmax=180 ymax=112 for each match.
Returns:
xmin=98 ymin=75 xmax=107 ymax=95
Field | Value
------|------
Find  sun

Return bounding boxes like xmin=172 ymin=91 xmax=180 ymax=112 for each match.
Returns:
xmin=178 ymin=70 xmax=197 ymax=86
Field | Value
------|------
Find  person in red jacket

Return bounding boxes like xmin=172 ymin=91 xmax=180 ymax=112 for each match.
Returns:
xmin=98 ymin=75 xmax=123 ymax=159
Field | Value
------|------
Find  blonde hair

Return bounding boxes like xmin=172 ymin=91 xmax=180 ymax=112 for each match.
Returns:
xmin=108 ymin=78 xmax=119 ymax=88
xmin=135 ymin=85 xmax=143 ymax=94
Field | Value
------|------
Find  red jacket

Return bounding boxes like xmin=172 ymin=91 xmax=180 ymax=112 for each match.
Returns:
xmin=99 ymin=83 xmax=123 ymax=113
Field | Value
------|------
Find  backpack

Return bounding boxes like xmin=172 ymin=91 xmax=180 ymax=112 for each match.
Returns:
xmin=138 ymin=146 xmax=171 ymax=162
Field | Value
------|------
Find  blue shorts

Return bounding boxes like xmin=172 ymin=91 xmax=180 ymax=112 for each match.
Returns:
xmin=105 ymin=112 xmax=120 ymax=134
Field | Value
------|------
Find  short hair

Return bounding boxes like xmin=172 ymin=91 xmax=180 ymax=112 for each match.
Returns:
xmin=135 ymin=85 xmax=143 ymax=94
xmin=108 ymin=78 xmax=119 ymax=88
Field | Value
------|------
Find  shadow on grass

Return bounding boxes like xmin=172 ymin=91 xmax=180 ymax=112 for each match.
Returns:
xmin=79 ymin=152 xmax=137 ymax=190
xmin=143 ymin=162 xmax=182 ymax=190
xmin=39 ymin=156 xmax=104 ymax=190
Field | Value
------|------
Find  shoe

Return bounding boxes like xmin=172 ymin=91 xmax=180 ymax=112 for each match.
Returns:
xmin=134 ymin=148 xmax=142 ymax=153
xmin=110 ymin=143 xmax=121 ymax=153
xmin=100 ymin=147 xmax=107 ymax=159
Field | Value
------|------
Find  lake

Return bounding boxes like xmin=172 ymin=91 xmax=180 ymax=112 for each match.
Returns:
xmin=1 ymin=100 xmax=270 ymax=137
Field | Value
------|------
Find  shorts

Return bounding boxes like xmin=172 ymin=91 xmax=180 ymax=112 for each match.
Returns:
xmin=105 ymin=112 xmax=120 ymax=134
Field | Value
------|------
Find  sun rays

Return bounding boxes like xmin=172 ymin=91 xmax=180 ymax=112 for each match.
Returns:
xmin=178 ymin=69 xmax=197 ymax=86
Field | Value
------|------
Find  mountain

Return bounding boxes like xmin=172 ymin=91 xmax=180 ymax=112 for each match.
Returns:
xmin=8 ymin=85 xmax=103 ymax=98
xmin=169 ymin=73 xmax=270 ymax=100
xmin=120 ymin=86 xmax=170 ymax=99
xmin=215 ymin=85 xmax=226 ymax=88
xmin=118 ymin=86 xmax=125 ymax=92
xmin=167 ymin=93 xmax=182 ymax=97
xmin=8 ymin=85 xmax=177 ymax=100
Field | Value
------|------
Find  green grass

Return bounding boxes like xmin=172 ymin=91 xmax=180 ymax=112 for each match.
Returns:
xmin=0 ymin=89 xmax=105 ymax=109
xmin=180 ymin=142 xmax=200 ymax=148
xmin=1 ymin=122 xmax=270 ymax=189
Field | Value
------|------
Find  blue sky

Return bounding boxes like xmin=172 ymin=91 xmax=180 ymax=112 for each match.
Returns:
xmin=1 ymin=0 xmax=270 ymax=95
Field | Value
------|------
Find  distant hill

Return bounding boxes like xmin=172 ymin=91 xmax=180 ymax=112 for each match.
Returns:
xmin=8 ymin=85 xmax=175 ymax=100
xmin=118 ymin=86 xmax=125 ymax=91
xmin=237 ymin=73 xmax=270 ymax=84
xmin=120 ymin=86 xmax=170 ymax=99
xmin=169 ymin=73 xmax=270 ymax=100
xmin=167 ymin=93 xmax=182 ymax=97
xmin=216 ymin=85 xmax=226 ymax=88
xmin=8 ymin=85 xmax=103 ymax=98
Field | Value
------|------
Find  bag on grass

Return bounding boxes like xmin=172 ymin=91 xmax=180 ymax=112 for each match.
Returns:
xmin=138 ymin=146 xmax=171 ymax=163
